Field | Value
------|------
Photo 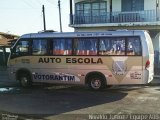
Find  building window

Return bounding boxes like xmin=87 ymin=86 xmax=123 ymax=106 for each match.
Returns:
xmin=75 ymin=1 xmax=107 ymax=17
xmin=122 ymin=0 xmax=144 ymax=11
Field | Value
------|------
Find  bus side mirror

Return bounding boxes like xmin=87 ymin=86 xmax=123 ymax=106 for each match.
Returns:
xmin=10 ymin=48 xmax=13 ymax=52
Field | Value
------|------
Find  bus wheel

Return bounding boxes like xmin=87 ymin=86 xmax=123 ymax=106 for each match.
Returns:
xmin=19 ymin=73 xmax=32 ymax=87
xmin=88 ymin=75 xmax=105 ymax=90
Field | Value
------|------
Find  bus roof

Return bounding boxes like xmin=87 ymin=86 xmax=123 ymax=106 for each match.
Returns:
xmin=20 ymin=30 xmax=147 ymax=39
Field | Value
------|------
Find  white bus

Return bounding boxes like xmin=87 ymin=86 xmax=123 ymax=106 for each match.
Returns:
xmin=7 ymin=30 xmax=154 ymax=90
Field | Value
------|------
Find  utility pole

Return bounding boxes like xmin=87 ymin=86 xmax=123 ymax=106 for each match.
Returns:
xmin=42 ymin=5 xmax=46 ymax=31
xmin=58 ymin=0 xmax=62 ymax=32
xmin=109 ymin=0 xmax=112 ymax=23
xmin=70 ymin=0 xmax=73 ymax=24
xmin=156 ymin=0 xmax=159 ymax=21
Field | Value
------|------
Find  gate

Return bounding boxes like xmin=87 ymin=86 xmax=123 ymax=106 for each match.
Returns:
xmin=0 ymin=46 xmax=10 ymax=66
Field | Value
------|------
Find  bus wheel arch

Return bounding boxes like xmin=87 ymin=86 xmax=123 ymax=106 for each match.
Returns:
xmin=85 ymin=72 xmax=106 ymax=90
xmin=16 ymin=68 xmax=32 ymax=87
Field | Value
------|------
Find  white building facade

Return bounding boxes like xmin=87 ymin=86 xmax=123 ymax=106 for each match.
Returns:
xmin=69 ymin=0 xmax=160 ymax=74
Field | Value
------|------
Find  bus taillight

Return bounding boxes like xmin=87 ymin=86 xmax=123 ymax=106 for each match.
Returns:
xmin=145 ymin=60 xmax=150 ymax=70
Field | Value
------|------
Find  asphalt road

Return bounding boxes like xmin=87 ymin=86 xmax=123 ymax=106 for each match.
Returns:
xmin=1 ymin=67 xmax=160 ymax=120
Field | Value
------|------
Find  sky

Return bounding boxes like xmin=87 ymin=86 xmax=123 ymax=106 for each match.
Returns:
xmin=0 ymin=0 xmax=73 ymax=35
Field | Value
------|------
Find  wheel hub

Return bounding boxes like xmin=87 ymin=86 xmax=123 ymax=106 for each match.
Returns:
xmin=91 ymin=79 xmax=101 ymax=89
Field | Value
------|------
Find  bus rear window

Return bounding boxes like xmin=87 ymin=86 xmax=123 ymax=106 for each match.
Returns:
xmin=127 ymin=37 xmax=142 ymax=56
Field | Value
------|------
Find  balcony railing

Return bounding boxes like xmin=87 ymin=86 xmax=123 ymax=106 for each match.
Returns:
xmin=70 ymin=10 xmax=159 ymax=25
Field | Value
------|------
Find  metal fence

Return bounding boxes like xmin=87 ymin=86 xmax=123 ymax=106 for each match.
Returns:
xmin=71 ymin=9 xmax=158 ymax=24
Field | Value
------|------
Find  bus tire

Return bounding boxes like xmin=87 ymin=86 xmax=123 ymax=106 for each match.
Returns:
xmin=19 ymin=73 xmax=32 ymax=88
xmin=87 ymin=75 xmax=106 ymax=90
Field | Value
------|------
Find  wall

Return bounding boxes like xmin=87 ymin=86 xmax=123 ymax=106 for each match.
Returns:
xmin=74 ymin=0 xmax=84 ymax=3
xmin=140 ymin=30 xmax=160 ymax=75
xmin=153 ymin=35 xmax=159 ymax=51
xmin=112 ymin=0 xmax=121 ymax=12
xmin=112 ymin=0 xmax=156 ymax=12
xmin=144 ymin=0 xmax=156 ymax=10
xmin=75 ymin=27 xmax=108 ymax=32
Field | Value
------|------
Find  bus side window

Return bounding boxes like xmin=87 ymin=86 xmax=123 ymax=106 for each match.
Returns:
xmin=12 ymin=39 xmax=30 ymax=57
xmin=99 ymin=38 xmax=113 ymax=55
xmin=32 ymin=39 xmax=47 ymax=55
xmin=75 ymin=38 xmax=97 ymax=56
xmin=127 ymin=37 xmax=142 ymax=56
xmin=99 ymin=38 xmax=125 ymax=55
xmin=52 ymin=38 xmax=72 ymax=55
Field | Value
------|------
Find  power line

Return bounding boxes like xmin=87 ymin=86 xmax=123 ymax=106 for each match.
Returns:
xmin=46 ymin=0 xmax=57 ymax=7
xmin=35 ymin=0 xmax=42 ymax=6
xmin=46 ymin=0 xmax=56 ymax=4
xmin=0 ymin=7 xmax=39 ymax=10
xmin=23 ymin=0 xmax=36 ymax=8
